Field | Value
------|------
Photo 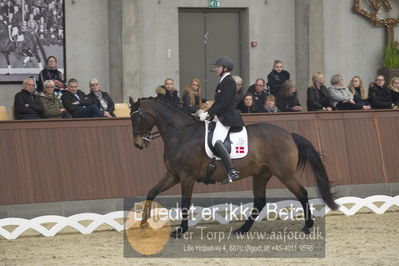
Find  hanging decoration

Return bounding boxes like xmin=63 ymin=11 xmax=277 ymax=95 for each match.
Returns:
xmin=353 ymin=0 xmax=399 ymax=43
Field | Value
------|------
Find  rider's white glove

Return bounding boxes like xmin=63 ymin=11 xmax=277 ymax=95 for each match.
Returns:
xmin=195 ymin=109 xmax=205 ymax=116
xmin=199 ymin=111 xmax=209 ymax=121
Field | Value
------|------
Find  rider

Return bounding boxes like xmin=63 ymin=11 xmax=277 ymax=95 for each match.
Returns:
xmin=198 ymin=56 xmax=244 ymax=184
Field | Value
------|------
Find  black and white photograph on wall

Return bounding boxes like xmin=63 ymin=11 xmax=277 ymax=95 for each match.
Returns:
xmin=0 ymin=0 xmax=64 ymax=82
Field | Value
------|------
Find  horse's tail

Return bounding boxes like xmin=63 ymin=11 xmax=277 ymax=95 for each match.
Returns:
xmin=291 ymin=133 xmax=339 ymax=210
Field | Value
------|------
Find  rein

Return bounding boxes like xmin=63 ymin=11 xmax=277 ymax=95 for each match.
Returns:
xmin=131 ymin=109 xmax=161 ymax=141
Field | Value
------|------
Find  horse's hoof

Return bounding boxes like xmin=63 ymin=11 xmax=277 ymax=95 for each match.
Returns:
xmin=306 ymin=219 xmax=314 ymax=229
xmin=233 ymin=228 xmax=248 ymax=235
xmin=302 ymin=226 xmax=311 ymax=235
xmin=170 ymin=227 xmax=186 ymax=239
xmin=140 ymin=221 xmax=149 ymax=229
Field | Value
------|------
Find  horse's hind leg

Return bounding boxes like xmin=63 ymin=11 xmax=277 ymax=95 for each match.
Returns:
xmin=141 ymin=172 xmax=179 ymax=227
xmin=234 ymin=169 xmax=272 ymax=234
xmin=278 ymin=176 xmax=314 ymax=234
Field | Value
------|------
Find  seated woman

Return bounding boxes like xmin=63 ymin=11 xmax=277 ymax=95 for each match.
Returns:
xmin=39 ymin=80 xmax=67 ymax=119
xmin=388 ymin=77 xmax=399 ymax=107
xmin=37 ymin=56 xmax=65 ymax=93
xmin=327 ymin=74 xmax=364 ymax=110
xmin=276 ymin=80 xmax=302 ymax=112
xmin=306 ymin=72 xmax=333 ymax=111
xmin=348 ymin=76 xmax=371 ymax=110
xmin=261 ymin=95 xmax=279 ymax=113
xmin=87 ymin=78 xmax=115 ymax=118
xmin=181 ymin=78 xmax=206 ymax=113
xmin=156 ymin=78 xmax=180 ymax=107
xmin=369 ymin=75 xmax=394 ymax=109
xmin=237 ymin=94 xmax=259 ymax=113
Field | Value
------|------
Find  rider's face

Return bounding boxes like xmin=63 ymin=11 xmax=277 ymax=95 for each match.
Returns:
xmin=214 ymin=65 xmax=224 ymax=76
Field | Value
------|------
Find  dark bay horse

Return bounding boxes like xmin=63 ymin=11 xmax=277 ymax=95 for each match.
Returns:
xmin=0 ymin=21 xmax=46 ymax=71
xmin=129 ymin=97 xmax=338 ymax=237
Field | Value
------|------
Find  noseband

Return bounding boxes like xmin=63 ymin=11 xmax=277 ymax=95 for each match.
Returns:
xmin=131 ymin=108 xmax=160 ymax=142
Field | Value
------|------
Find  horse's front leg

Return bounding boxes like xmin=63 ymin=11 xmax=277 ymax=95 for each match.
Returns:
xmin=141 ymin=171 xmax=179 ymax=228
xmin=171 ymin=177 xmax=195 ymax=238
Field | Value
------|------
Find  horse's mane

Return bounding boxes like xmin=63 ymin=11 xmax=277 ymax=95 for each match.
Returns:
xmin=140 ymin=96 xmax=198 ymax=121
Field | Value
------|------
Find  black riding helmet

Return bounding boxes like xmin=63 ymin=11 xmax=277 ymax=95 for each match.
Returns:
xmin=214 ymin=56 xmax=233 ymax=72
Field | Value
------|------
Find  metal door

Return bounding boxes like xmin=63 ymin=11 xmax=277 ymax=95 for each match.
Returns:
xmin=179 ymin=9 xmax=242 ymax=99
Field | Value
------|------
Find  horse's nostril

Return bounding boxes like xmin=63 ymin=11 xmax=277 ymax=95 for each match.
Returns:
xmin=135 ymin=144 xmax=142 ymax=150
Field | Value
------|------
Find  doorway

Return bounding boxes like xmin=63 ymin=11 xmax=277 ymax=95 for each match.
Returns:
xmin=178 ymin=8 xmax=245 ymax=99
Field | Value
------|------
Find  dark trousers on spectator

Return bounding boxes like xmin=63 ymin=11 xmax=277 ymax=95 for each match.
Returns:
xmin=336 ymin=102 xmax=363 ymax=110
xmin=73 ymin=105 xmax=105 ymax=118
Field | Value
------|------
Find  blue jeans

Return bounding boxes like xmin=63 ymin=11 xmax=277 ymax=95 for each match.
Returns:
xmin=73 ymin=105 xmax=105 ymax=118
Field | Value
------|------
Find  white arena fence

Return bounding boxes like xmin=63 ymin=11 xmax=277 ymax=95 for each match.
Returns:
xmin=0 ymin=195 xmax=398 ymax=240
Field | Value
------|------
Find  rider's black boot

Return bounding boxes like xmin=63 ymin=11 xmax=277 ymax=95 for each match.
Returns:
xmin=214 ymin=140 xmax=240 ymax=184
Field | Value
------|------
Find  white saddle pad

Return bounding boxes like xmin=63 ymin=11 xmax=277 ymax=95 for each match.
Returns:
xmin=204 ymin=120 xmax=248 ymax=160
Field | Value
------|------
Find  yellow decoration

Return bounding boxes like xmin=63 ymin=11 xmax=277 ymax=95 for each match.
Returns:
xmin=353 ymin=0 xmax=399 ymax=43
xmin=353 ymin=0 xmax=399 ymax=27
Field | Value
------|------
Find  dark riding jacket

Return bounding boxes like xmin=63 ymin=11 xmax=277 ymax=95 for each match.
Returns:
xmin=208 ymin=74 xmax=244 ymax=128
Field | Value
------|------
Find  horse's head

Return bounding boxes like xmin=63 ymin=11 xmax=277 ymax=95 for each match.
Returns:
xmin=129 ymin=97 xmax=156 ymax=150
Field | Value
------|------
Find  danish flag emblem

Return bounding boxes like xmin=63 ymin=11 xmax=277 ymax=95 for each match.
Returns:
xmin=235 ymin=146 xmax=245 ymax=154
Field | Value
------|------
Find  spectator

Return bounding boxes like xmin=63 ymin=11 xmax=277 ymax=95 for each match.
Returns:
xmin=327 ymin=74 xmax=364 ymax=110
xmin=181 ymin=78 xmax=204 ymax=113
xmin=86 ymin=78 xmax=115 ymax=118
xmin=348 ymin=76 xmax=371 ymax=110
xmin=267 ymin=60 xmax=290 ymax=96
xmin=232 ymin=75 xmax=245 ymax=106
xmin=388 ymin=77 xmax=399 ymax=107
xmin=261 ymin=95 xmax=279 ymax=113
xmin=369 ymin=75 xmax=393 ymax=109
xmin=276 ymin=80 xmax=302 ymax=112
xmin=37 ymin=56 xmax=64 ymax=92
xmin=39 ymin=80 xmax=67 ymax=119
xmin=237 ymin=94 xmax=259 ymax=113
xmin=306 ymin=72 xmax=333 ymax=111
xmin=61 ymin=78 xmax=105 ymax=118
xmin=247 ymin=78 xmax=269 ymax=109
xmin=14 ymin=78 xmax=44 ymax=120
xmin=155 ymin=78 xmax=180 ymax=107
xmin=26 ymin=13 xmax=38 ymax=34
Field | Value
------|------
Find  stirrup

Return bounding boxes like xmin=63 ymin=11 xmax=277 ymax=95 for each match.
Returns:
xmin=221 ymin=169 xmax=240 ymax=185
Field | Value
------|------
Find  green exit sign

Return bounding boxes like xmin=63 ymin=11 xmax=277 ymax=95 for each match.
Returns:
xmin=209 ymin=0 xmax=221 ymax=8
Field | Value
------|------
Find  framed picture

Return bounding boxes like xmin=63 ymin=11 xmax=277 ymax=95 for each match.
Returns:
xmin=0 ymin=0 xmax=65 ymax=83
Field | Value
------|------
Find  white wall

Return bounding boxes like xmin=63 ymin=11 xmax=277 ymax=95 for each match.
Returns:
xmin=133 ymin=0 xmax=296 ymax=97
xmin=323 ymin=0 xmax=385 ymax=87
xmin=65 ymin=0 xmax=110 ymax=93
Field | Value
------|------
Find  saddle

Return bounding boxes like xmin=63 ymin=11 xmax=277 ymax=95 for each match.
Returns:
xmin=204 ymin=120 xmax=248 ymax=160
xmin=198 ymin=119 xmax=248 ymax=185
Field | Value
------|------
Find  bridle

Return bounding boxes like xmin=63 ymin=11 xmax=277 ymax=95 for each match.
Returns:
xmin=130 ymin=107 xmax=161 ymax=142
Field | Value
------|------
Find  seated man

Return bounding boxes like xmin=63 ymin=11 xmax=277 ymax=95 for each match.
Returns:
xmin=246 ymin=78 xmax=270 ymax=109
xmin=14 ymin=78 xmax=44 ymax=120
xmin=61 ymin=78 xmax=104 ymax=118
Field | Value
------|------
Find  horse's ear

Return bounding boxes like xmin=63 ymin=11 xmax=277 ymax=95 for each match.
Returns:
xmin=129 ymin=96 xmax=135 ymax=106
